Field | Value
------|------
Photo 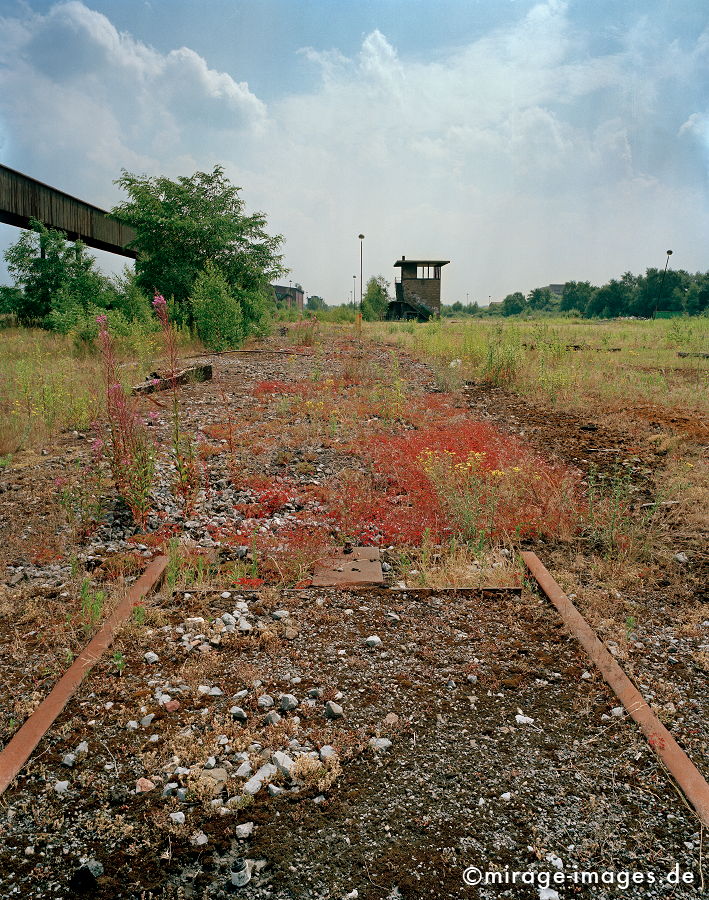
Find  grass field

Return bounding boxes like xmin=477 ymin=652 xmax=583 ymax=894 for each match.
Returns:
xmin=369 ymin=316 xmax=709 ymax=419
xmin=0 ymin=326 xmax=201 ymax=458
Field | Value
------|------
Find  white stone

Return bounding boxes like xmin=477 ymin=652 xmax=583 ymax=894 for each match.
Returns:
xmin=235 ymin=821 xmax=254 ymax=839
xmin=363 ymin=635 xmax=382 ymax=648
xmin=169 ymin=812 xmax=185 ymax=825
xmin=190 ymin=831 xmax=209 ymax=846
xmin=515 ymin=714 xmax=535 ymax=726
xmin=273 ymin=751 xmax=295 ymax=776
xmin=144 ymin=651 xmax=159 ymax=664
xmin=54 ymin=781 xmax=69 ymax=794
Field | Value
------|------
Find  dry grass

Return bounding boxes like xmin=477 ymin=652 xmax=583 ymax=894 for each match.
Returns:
xmin=367 ymin=317 xmax=709 ymax=418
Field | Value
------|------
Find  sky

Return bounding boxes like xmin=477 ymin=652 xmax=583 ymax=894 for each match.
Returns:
xmin=0 ymin=0 xmax=707 ymax=305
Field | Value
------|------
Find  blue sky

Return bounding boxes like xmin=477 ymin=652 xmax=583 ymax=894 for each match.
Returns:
xmin=0 ymin=0 xmax=707 ymax=304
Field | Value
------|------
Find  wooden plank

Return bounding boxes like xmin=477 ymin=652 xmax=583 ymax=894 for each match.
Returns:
xmin=132 ymin=364 xmax=213 ymax=395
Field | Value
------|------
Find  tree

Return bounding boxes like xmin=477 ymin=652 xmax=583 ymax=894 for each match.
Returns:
xmin=500 ymin=292 xmax=526 ymax=316
xmin=3 ymin=218 xmax=111 ymax=325
xmin=560 ymin=281 xmax=595 ymax=313
xmin=527 ymin=287 xmax=556 ymax=311
xmin=306 ymin=295 xmax=327 ymax=311
xmin=112 ymin=166 xmax=285 ymax=328
xmin=361 ymin=275 xmax=390 ymax=320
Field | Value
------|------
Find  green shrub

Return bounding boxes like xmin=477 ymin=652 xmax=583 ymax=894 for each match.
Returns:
xmin=190 ymin=263 xmax=245 ymax=351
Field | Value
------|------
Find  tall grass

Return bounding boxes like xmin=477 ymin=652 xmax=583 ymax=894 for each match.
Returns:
xmin=0 ymin=326 xmax=199 ymax=457
xmin=369 ymin=316 xmax=709 ymax=415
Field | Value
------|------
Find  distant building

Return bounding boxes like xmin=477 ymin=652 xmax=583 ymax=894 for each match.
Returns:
xmin=387 ymin=256 xmax=450 ymax=321
xmin=272 ymin=284 xmax=304 ymax=311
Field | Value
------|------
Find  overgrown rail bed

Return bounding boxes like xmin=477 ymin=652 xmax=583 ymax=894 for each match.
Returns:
xmin=0 ymin=323 xmax=707 ymax=898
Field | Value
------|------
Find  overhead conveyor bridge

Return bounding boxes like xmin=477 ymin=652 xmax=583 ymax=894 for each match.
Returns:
xmin=0 ymin=163 xmax=137 ymax=258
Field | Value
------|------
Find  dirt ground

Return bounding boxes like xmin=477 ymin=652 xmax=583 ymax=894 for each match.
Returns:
xmin=0 ymin=331 xmax=706 ymax=899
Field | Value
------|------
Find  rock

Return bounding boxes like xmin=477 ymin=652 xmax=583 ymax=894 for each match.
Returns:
xmin=61 ymin=753 xmax=77 ymax=768
xmin=264 ymin=711 xmax=281 ymax=726
xmin=144 ymin=651 xmax=159 ymax=664
xmin=221 ymin=612 xmax=236 ymax=626
xmin=369 ymin=738 xmax=392 ymax=752
xmin=54 ymin=781 xmax=70 ymax=794
xmin=238 ymin=617 xmax=252 ymax=632
xmin=140 ymin=713 xmax=155 ymax=727
xmin=221 ymin=591 xmax=232 ymax=599
xmin=267 ymin=784 xmax=284 ymax=796
xmin=204 ymin=756 xmax=216 ymax=769
xmin=381 ymin=562 xmax=392 ymax=573
xmin=76 ymin=741 xmax=89 ymax=756
xmin=363 ymin=635 xmax=382 ymax=648
xmin=126 ymin=720 xmax=139 ymax=731
xmin=164 ymin=699 xmax=181 ymax=712
xmin=235 ymin=761 xmax=252 ymax=778
xmin=190 ymin=831 xmax=209 ymax=846
xmin=279 ymin=694 xmax=298 ymax=712
xmin=234 ymin=821 xmax=254 ymax=839
xmin=209 ymin=686 xmax=223 ymax=696
xmin=24 ymin=847 xmax=34 ymax=857
xmin=515 ymin=714 xmax=534 ymax=726
xmin=243 ymin=763 xmax=277 ymax=795
xmin=169 ymin=811 xmax=186 ymax=825
xmin=68 ymin=860 xmax=104 ymax=892
xmin=581 ymin=671 xmax=592 ymax=680
xmin=230 ymin=706 xmax=248 ymax=722
xmin=308 ymin=688 xmax=324 ymax=699
xmin=162 ymin=782 xmax=178 ymax=797
xmin=325 ymin=701 xmax=343 ymax=719
xmin=258 ymin=694 xmax=274 ymax=709
xmin=200 ymin=767 xmax=228 ymax=796
xmin=674 ymin=552 xmax=689 ymax=563
xmin=135 ymin=778 xmax=155 ymax=793
xmin=539 ymin=889 xmax=560 ymax=900
xmin=272 ymin=751 xmax=295 ymax=776
xmin=466 ymin=674 xmax=478 ymax=684
xmin=500 ymin=792 xmax=512 ymax=801
xmin=611 ymin=706 xmax=624 ymax=717
xmin=319 ymin=745 xmax=337 ymax=760
xmin=383 ymin=713 xmax=399 ymax=726
xmin=272 ymin=609 xmax=290 ymax=620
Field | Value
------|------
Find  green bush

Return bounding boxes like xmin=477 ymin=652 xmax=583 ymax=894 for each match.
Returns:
xmin=190 ymin=263 xmax=245 ymax=351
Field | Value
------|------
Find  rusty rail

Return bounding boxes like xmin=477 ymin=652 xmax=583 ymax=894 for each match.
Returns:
xmin=0 ymin=555 xmax=168 ymax=797
xmin=522 ymin=551 xmax=709 ymax=827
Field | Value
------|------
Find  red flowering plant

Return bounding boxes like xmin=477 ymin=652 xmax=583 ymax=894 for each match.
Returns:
xmin=96 ymin=315 xmax=155 ymax=527
xmin=153 ymin=294 xmax=199 ymax=514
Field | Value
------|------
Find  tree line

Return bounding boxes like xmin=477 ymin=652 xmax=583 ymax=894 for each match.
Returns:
xmin=444 ymin=269 xmax=709 ymax=319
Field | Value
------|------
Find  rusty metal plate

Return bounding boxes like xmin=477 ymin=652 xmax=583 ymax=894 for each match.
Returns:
xmin=312 ymin=547 xmax=383 ymax=588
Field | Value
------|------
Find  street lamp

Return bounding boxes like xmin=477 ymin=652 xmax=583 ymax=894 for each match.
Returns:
xmin=358 ymin=234 xmax=365 ymax=308
xmin=654 ymin=250 xmax=673 ymax=319
xmin=353 ymin=275 xmax=356 ymax=310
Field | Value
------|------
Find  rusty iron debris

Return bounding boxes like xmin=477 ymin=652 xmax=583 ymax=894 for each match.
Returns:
xmin=522 ymin=551 xmax=709 ymax=827
xmin=132 ymin=365 xmax=212 ymax=395
xmin=0 ymin=556 xmax=168 ymax=797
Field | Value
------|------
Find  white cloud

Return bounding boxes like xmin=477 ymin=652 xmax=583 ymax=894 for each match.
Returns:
xmin=1 ymin=0 xmax=707 ymax=301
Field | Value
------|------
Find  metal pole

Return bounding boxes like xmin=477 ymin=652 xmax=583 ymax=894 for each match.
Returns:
xmin=358 ymin=234 xmax=365 ymax=307
xmin=353 ymin=275 xmax=356 ymax=310
xmin=653 ymin=250 xmax=673 ymax=319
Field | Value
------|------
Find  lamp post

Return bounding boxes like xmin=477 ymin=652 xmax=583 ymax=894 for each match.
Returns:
xmin=353 ymin=275 xmax=356 ymax=310
xmin=358 ymin=234 xmax=365 ymax=308
xmin=654 ymin=249 xmax=673 ymax=319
